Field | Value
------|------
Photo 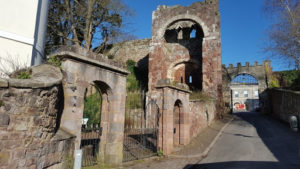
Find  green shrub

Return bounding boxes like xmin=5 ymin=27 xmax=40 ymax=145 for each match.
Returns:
xmin=16 ymin=71 xmax=30 ymax=79
xmin=189 ymin=91 xmax=213 ymax=101
xmin=83 ymin=90 xmax=102 ymax=127
xmin=157 ymin=149 xmax=163 ymax=156
xmin=125 ymin=92 xmax=143 ymax=109
xmin=269 ymin=75 xmax=280 ymax=88
xmin=47 ymin=56 xmax=62 ymax=68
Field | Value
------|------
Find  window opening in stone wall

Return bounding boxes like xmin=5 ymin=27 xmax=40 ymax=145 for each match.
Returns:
xmin=177 ymin=28 xmax=183 ymax=40
xmin=189 ymin=75 xmax=192 ymax=83
xmin=164 ymin=20 xmax=204 ymax=43
xmin=190 ymin=29 xmax=196 ymax=38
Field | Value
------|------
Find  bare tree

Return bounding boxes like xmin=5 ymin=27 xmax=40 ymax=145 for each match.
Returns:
xmin=264 ymin=0 xmax=300 ymax=69
xmin=45 ymin=0 xmax=133 ymax=55
xmin=0 ymin=54 xmax=29 ymax=78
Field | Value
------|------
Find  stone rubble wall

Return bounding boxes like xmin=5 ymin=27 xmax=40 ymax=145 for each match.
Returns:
xmin=269 ymin=89 xmax=300 ymax=124
xmin=0 ymin=64 xmax=75 ymax=169
xmin=189 ymin=100 xmax=216 ymax=138
xmin=105 ymin=39 xmax=151 ymax=64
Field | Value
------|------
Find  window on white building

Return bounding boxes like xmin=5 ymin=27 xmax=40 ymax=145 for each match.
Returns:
xmin=244 ymin=91 xmax=248 ymax=97
xmin=234 ymin=91 xmax=239 ymax=97
xmin=254 ymin=91 xmax=259 ymax=97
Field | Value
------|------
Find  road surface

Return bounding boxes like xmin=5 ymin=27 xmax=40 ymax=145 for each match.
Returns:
xmin=191 ymin=111 xmax=300 ymax=169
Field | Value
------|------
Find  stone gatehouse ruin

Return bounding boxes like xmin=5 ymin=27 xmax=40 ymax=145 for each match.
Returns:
xmin=0 ymin=0 xmax=223 ymax=168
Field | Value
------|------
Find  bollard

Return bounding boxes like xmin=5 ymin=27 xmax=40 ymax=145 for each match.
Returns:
xmin=289 ymin=116 xmax=298 ymax=132
xmin=74 ymin=149 xmax=82 ymax=169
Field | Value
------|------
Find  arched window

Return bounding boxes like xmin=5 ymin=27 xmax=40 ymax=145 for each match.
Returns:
xmin=189 ymin=75 xmax=192 ymax=83
xmin=190 ymin=29 xmax=196 ymax=38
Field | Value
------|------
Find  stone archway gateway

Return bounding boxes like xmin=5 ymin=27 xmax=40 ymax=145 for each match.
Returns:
xmin=222 ymin=61 xmax=272 ymax=113
xmin=50 ymin=46 xmax=129 ymax=164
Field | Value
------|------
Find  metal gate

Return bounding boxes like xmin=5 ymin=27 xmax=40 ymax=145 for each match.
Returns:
xmin=81 ymin=84 xmax=102 ymax=167
xmin=123 ymin=91 xmax=159 ymax=162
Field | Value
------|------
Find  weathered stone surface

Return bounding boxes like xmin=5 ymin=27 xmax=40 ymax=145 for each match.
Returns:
xmin=147 ymin=0 xmax=222 ymax=155
xmin=105 ymin=38 xmax=151 ymax=64
xmin=50 ymin=46 xmax=129 ymax=75
xmin=0 ymin=79 xmax=8 ymax=87
xmin=0 ymin=84 xmax=75 ymax=169
xmin=55 ymin=47 xmax=128 ymax=164
xmin=0 ymin=114 xmax=9 ymax=126
xmin=7 ymin=64 xmax=63 ymax=89
xmin=189 ymin=100 xmax=216 ymax=138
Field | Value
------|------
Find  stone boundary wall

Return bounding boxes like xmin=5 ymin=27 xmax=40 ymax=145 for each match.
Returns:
xmin=105 ymin=39 xmax=151 ymax=64
xmin=0 ymin=64 xmax=75 ymax=169
xmin=189 ymin=100 xmax=216 ymax=138
xmin=269 ymin=89 xmax=300 ymax=123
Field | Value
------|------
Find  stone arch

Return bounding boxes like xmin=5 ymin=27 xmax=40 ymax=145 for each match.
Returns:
xmin=223 ymin=62 xmax=270 ymax=113
xmin=230 ymin=73 xmax=259 ymax=85
xmin=52 ymin=48 xmax=129 ymax=164
xmin=157 ymin=14 xmax=210 ymax=39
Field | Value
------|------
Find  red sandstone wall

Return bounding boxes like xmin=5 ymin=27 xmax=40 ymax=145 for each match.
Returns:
xmin=149 ymin=0 xmax=222 ymax=97
xmin=189 ymin=100 xmax=216 ymax=138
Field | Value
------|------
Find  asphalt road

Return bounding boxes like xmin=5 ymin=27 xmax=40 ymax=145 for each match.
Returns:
xmin=190 ymin=111 xmax=300 ymax=169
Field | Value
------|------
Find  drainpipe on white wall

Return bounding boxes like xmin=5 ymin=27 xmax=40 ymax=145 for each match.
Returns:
xmin=31 ymin=0 xmax=50 ymax=66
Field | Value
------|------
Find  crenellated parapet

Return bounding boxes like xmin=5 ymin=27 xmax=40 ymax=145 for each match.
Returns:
xmin=222 ymin=60 xmax=271 ymax=70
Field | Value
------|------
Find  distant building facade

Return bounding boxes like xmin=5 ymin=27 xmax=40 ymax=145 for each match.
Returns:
xmin=0 ymin=0 xmax=49 ymax=77
xmin=231 ymin=84 xmax=259 ymax=112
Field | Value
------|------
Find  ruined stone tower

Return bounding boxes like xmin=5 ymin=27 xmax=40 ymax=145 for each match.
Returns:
xmin=147 ymin=0 xmax=222 ymax=154
xmin=149 ymin=0 xmax=222 ymax=96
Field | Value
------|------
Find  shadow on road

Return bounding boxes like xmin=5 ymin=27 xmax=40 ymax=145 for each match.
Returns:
xmin=184 ymin=111 xmax=300 ymax=169
xmin=184 ymin=161 xmax=300 ymax=169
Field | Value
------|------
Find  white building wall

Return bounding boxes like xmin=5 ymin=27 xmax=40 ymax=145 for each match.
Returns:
xmin=231 ymin=85 xmax=260 ymax=112
xmin=0 ymin=0 xmax=49 ymax=77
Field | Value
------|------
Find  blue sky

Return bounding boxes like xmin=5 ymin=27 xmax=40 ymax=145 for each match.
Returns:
xmin=122 ymin=0 xmax=290 ymax=71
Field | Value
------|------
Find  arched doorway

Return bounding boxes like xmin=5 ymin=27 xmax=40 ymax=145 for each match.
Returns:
xmin=81 ymin=81 xmax=111 ymax=167
xmin=230 ymin=74 xmax=259 ymax=112
xmin=173 ymin=100 xmax=183 ymax=146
